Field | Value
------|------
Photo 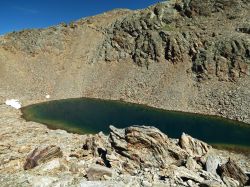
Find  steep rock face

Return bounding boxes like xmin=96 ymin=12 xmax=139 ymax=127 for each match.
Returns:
xmin=176 ymin=0 xmax=246 ymax=17
xmin=99 ymin=0 xmax=250 ymax=81
xmin=0 ymin=0 xmax=249 ymax=125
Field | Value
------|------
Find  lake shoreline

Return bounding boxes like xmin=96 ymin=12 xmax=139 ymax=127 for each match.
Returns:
xmin=21 ymin=96 xmax=250 ymax=127
xmin=0 ymin=103 xmax=250 ymax=186
xmin=21 ymin=97 xmax=250 ymax=153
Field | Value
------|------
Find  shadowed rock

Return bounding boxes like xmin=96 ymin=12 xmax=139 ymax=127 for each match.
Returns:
xmin=79 ymin=125 xmax=249 ymax=186
xmin=98 ymin=0 xmax=250 ymax=81
xmin=218 ymin=158 xmax=249 ymax=186
xmin=82 ymin=132 xmax=108 ymax=157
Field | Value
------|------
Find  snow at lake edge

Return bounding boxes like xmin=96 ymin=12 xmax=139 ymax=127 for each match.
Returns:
xmin=5 ymin=99 xmax=22 ymax=109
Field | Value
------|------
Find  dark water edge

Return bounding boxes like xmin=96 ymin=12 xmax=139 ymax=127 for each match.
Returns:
xmin=21 ymin=97 xmax=250 ymax=153
xmin=213 ymin=144 xmax=250 ymax=156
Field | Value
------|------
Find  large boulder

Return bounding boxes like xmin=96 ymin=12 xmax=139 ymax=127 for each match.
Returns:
xmin=109 ymin=125 xmax=187 ymax=169
xmin=205 ymin=155 xmax=220 ymax=175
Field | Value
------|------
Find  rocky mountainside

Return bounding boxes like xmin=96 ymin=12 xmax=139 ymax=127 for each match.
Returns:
xmin=0 ymin=0 xmax=250 ymax=186
xmin=0 ymin=0 xmax=249 ymax=123
xmin=100 ymin=0 xmax=250 ymax=81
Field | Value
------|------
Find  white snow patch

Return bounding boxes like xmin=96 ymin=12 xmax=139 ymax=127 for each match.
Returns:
xmin=5 ymin=99 xmax=22 ymax=109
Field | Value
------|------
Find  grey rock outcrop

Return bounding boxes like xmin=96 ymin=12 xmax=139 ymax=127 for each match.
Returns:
xmin=179 ymin=133 xmax=211 ymax=157
xmin=97 ymin=0 xmax=249 ymax=81
xmin=78 ymin=125 xmax=249 ymax=186
xmin=175 ymin=0 xmax=245 ymax=17
xmin=4 ymin=121 xmax=250 ymax=187
xmin=205 ymin=155 xmax=220 ymax=175
xmin=109 ymin=125 xmax=187 ymax=169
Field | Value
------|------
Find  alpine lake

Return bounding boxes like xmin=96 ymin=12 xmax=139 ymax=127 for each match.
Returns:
xmin=21 ymin=98 xmax=250 ymax=153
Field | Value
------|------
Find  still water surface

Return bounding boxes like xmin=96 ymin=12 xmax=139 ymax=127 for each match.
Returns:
xmin=21 ymin=98 xmax=250 ymax=149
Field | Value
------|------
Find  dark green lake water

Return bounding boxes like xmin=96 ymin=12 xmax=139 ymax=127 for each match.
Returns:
xmin=21 ymin=98 xmax=250 ymax=150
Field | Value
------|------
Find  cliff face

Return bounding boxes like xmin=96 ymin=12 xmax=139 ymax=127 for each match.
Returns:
xmin=0 ymin=0 xmax=249 ymax=123
xmin=100 ymin=0 xmax=250 ymax=81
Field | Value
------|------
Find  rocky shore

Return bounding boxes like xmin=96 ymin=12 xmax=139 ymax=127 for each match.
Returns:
xmin=0 ymin=0 xmax=250 ymax=186
xmin=0 ymin=104 xmax=250 ymax=186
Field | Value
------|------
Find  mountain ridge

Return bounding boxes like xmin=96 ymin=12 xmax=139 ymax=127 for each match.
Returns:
xmin=0 ymin=0 xmax=249 ymax=124
xmin=0 ymin=0 xmax=250 ymax=186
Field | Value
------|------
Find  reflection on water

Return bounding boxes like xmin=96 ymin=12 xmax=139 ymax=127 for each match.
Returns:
xmin=21 ymin=98 xmax=250 ymax=150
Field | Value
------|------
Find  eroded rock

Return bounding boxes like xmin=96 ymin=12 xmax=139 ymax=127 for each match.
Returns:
xmin=179 ymin=133 xmax=211 ymax=157
xmin=218 ymin=158 xmax=249 ymax=186
xmin=24 ymin=145 xmax=63 ymax=170
xmin=161 ymin=165 xmax=205 ymax=184
xmin=97 ymin=0 xmax=250 ymax=81
xmin=79 ymin=125 xmax=250 ymax=186
xmin=82 ymin=132 xmax=108 ymax=157
xmin=222 ymin=176 xmax=240 ymax=187
xmin=109 ymin=125 xmax=187 ymax=169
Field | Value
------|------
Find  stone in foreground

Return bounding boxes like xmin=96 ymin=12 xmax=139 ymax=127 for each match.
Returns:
xmin=24 ymin=145 xmax=63 ymax=170
xmin=109 ymin=125 xmax=187 ymax=169
xmin=218 ymin=158 xmax=249 ymax=186
xmin=87 ymin=164 xmax=114 ymax=181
